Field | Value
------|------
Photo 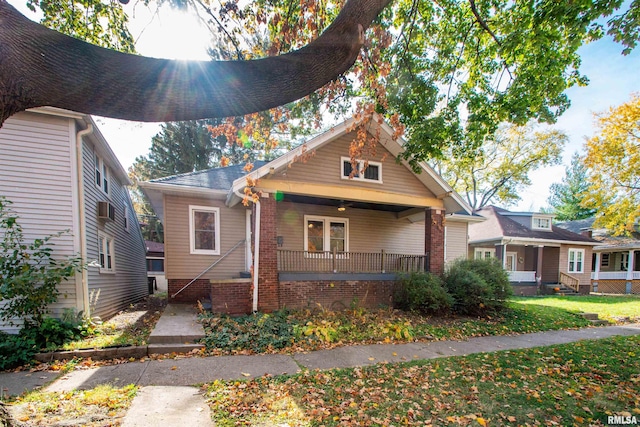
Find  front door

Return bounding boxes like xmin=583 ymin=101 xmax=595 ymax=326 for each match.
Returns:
xmin=506 ymin=253 xmax=517 ymax=271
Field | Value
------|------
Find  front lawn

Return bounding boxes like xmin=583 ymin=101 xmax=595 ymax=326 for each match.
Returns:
xmin=513 ymin=294 xmax=640 ymax=322
xmin=207 ymin=335 xmax=640 ymax=426
xmin=199 ymin=300 xmax=594 ymax=355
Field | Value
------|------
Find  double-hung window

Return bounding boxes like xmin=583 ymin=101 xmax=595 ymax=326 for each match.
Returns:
xmin=531 ymin=216 xmax=552 ymax=230
xmin=568 ymin=248 xmax=584 ymax=273
xmin=98 ymin=233 xmax=115 ymax=273
xmin=474 ymin=248 xmax=494 ymax=260
xmin=341 ymin=157 xmax=382 ymax=183
xmin=304 ymin=215 xmax=349 ymax=253
xmin=189 ymin=206 xmax=220 ymax=255
xmin=94 ymin=153 xmax=109 ymax=195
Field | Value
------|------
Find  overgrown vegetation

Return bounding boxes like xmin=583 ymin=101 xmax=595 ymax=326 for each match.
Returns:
xmin=394 ymin=272 xmax=453 ymax=314
xmin=206 ymin=335 xmax=640 ymax=426
xmin=199 ymin=301 xmax=591 ymax=355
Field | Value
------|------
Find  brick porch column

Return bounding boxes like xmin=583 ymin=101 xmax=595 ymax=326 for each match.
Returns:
xmin=425 ymin=208 xmax=445 ymax=275
xmin=256 ymin=195 xmax=279 ymax=311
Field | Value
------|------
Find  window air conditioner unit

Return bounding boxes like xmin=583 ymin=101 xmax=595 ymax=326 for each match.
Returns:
xmin=98 ymin=201 xmax=115 ymax=221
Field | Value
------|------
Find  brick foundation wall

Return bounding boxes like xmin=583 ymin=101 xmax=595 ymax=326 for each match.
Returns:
xmin=425 ymin=208 xmax=445 ymax=275
xmin=279 ymin=280 xmax=396 ymax=310
xmin=511 ymin=284 xmax=538 ymax=296
xmin=211 ymin=281 xmax=252 ymax=315
xmin=257 ymin=196 xmax=279 ymax=311
xmin=168 ymin=279 xmax=210 ymax=303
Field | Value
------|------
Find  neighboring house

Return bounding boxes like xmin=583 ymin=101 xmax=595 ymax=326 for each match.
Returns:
xmin=468 ymin=206 xmax=599 ymax=295
xmin=146 ymin=240 xmax=167 ymax=293
xmin=0 ymin=108 xmax=147 ymax=332
xmin=140 ymin=116 xmax=480 ymax=314
xmin=558 ymin=218 xmax=640 ymax=295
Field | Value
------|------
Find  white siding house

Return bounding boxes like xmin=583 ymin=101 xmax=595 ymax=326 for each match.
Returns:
xmin=0 ymin=108 xmax=147 ymax=331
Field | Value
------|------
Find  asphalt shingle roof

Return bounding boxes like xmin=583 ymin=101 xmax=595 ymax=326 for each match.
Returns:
xmin=150 ymin=161 xmax=269 ymax=191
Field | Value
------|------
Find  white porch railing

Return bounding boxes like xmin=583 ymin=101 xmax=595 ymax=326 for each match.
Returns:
xmin=508 ymin=271 xmax=536 ymax=282
xmin=592 ymin=271 xmax=640 ymax=280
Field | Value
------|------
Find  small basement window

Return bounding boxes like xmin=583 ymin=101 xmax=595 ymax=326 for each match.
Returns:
xmin=341 ymin=157 xmax=382 ymax=183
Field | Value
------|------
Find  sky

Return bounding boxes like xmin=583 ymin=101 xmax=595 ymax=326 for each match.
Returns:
xmin=8 ymin=0 xmax=640 ymax=212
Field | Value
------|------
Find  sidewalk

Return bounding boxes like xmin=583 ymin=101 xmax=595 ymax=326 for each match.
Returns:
xmin=1 ymin=323 xmax=639 ymax=425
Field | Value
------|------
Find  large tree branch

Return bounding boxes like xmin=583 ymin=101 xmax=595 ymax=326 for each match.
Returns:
xmin=0 ymin=0 xmax=391 ymax=126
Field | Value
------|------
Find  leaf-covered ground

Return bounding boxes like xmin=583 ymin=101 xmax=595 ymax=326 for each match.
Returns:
xmin=513 ymin=295 xmax=640 ymax=323
xmin=207 ymin=335 xmax=640 ymax=426
xmin=199 ymin=301 xmax=595 ymax=355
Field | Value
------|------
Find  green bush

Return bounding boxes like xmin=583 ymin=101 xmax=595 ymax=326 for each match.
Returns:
xmin=443 ymin=258 xmax=512 ymax=314
xmin=199 ymin=310 xmax=297 ymax=352
xmin=0 ymin=331 xmax=37 ymax=371
xmin=394 ymin=272 xmax=453 ymax=315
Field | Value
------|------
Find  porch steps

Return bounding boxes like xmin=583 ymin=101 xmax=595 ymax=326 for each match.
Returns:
xmin=147 ymin=304 xmax=205 ymax=353
xmin=579 ymin=312 xmax=610 ymax=326
xmin=545 ymin=283 xmax=579 ymax=295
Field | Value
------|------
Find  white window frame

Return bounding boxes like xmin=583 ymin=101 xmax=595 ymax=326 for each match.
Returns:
xmin=94 ymin=152 xmax=110 ymax=195
xmin=123 ymin=204 xmax=130 ymax=233
xmin=620 ymin=252 xmax=629 ymax=271
xmin=340 ymin=157 xmax=383 ymax=184
xmin=304 ymin=215 xmax=349 ymax=254
xmin=568 ymin=248 xmax=585 ymax=274
xmin=531 ymin=215 xmax=552 ymax=230
xmin=98 ymin=232 xmax=116 ymax=273
xmin=474 ymin=248 xmax=494 ymax=260
xmin=189 ymin=205 xmax=221 ymax=255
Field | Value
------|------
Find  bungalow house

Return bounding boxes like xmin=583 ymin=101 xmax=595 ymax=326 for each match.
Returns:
xmin=468 ymin=206 xmax=599 ymax=295
xmin=0 ymin=108 xmax=148 ymax=332
xmin=140 ymin=116 xmax=480 ymax=314
xmin=558 ymin=218 xmax=640 ymax=295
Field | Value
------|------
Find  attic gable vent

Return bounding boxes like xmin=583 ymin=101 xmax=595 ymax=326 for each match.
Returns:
xmin=98 ymin=201 xmax=115 ymax=221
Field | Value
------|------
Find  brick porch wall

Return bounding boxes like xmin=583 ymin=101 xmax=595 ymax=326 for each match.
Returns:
xmin=257 ymin=196 xmax=279 ymax=311
xmin=425 ymin=208 xmax=445 ymax=275
xmin=211 ymin=280 xmax=252 ymax=315
xmin=168 ymin=279 xmax=209 ymax=303
xmin=279 ymin=280 xmax=395 ymax=310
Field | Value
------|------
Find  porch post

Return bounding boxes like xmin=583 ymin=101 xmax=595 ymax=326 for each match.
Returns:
xmin=593 ymin=252 xmax=601 ymax=293
xmin=425 ymin=208 xmax=445 ymax=275
xmin=257 ymin=194 xmax=279 ymax=311
xmin=626 ymin=249 xmax=635 ymax=294
xmin=536 ymin=245 xmax=544 ymax=288
xmin=495 ymin=244 xmax=505 ymax=266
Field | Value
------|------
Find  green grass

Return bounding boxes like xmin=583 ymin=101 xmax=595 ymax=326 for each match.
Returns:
xmin=206 ymin=335 xmax=640 ymax=426
xmin=200 ymin=300 xmax=593 ymax=355
xmin=513 ymin=295 xmax=640 ymax=322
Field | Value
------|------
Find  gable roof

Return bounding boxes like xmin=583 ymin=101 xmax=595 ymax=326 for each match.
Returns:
xmin=227 ymin=115 xmax=470 ymax=214
xmin=470 ymin=206 xmax=599 ymax=245
xmin=151 ymin=161 xmax=269 ymax=191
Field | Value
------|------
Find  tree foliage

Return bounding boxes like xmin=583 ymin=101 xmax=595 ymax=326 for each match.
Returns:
xmin=546 ymin=152 xmax=596 ymax=221
xmin=433 ymin=124 xmax=566 ymax=209
xmin=583 ymin=93 xmax=640 ymax=235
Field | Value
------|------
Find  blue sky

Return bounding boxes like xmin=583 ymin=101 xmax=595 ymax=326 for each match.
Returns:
xmin=8 ymin=0 xmax=640 ymax=211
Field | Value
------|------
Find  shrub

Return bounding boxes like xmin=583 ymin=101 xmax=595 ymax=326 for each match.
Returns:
xmin=0 ymin=331 xmax=37 ymax=371
xmin=394 ymin=272 xmax=454 ymax=315
xmin=0 ymin=197 xmax=83 ymax=328
xmin=443 ymin=258 xmax=512 ymax=314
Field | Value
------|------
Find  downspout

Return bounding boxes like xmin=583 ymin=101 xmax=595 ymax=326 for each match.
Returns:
xmin=76 ymin=124 xmax=93 ymax=315
xmin=252 ymin=200 xmax=261 ymax=313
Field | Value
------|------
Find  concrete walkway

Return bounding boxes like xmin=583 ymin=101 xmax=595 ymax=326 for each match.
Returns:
xmin=1 ymin=314 xmax=638 ymax=426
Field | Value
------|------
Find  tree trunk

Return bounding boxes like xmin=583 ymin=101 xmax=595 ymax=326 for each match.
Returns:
xmin=0 ymin=0 xmax=392 ymax=127
xmin=0 ymin=402 xmax=18 ymax=427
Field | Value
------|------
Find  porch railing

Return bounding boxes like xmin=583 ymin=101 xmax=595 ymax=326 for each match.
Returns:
xmin=507 ymin=271 xmax=536 ymax=282
xmin=277 ymin=249 xmax=428 ymax=274
xmin=591 ymin=271 xmax=640 ymax=280
xmin=559 ymin=272 xmax=580 ymax=292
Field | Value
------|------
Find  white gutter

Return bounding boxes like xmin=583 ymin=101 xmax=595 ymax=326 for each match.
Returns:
xmin=252 ymin=200 xmax=261 ymax=312
xmin=76 ymin=124 xmax=93 ymax=315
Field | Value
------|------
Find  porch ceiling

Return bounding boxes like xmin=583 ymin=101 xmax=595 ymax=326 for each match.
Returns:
xmin=282 ymin=194 xmax=414 ymax=213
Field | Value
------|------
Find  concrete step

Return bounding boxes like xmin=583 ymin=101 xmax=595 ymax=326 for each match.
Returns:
xmin=148 ymin=304 xmax=206 ymax=345
xmin=147 ymin=343 xmax=205 ymax=355
xmin=580 ymin=312 xmax=600 ymax=321
xmin=589 ymin=319 xmax=610 ymax=326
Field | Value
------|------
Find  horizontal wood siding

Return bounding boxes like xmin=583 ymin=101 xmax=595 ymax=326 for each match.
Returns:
xmin=541 ymin=247 xmax=560 ymax=283
xmin=164 ymin=195 xmax=248 ymax=280
xmin=558 ymin=244 xmax=593 ymax=288
xmin=0 ymin=112 xmax=77 ymax=330
xmin=445 ymin=221 xmax=468 ymax=264
xmin=271 ymin=131 xmax=435 ymax=198
xmin=276 ymin=201 xmax=424 ymax=255
xmin=83 ymin=138 xmax=147 ymax=320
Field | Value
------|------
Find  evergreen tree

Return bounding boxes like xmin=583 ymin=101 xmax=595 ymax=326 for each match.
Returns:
xmin=547 ymin=152 xmax=596 ymax=221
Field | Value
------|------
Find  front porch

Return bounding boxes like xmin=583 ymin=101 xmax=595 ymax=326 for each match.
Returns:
xmin=592 ymin=249 xmax=640 ymax=294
